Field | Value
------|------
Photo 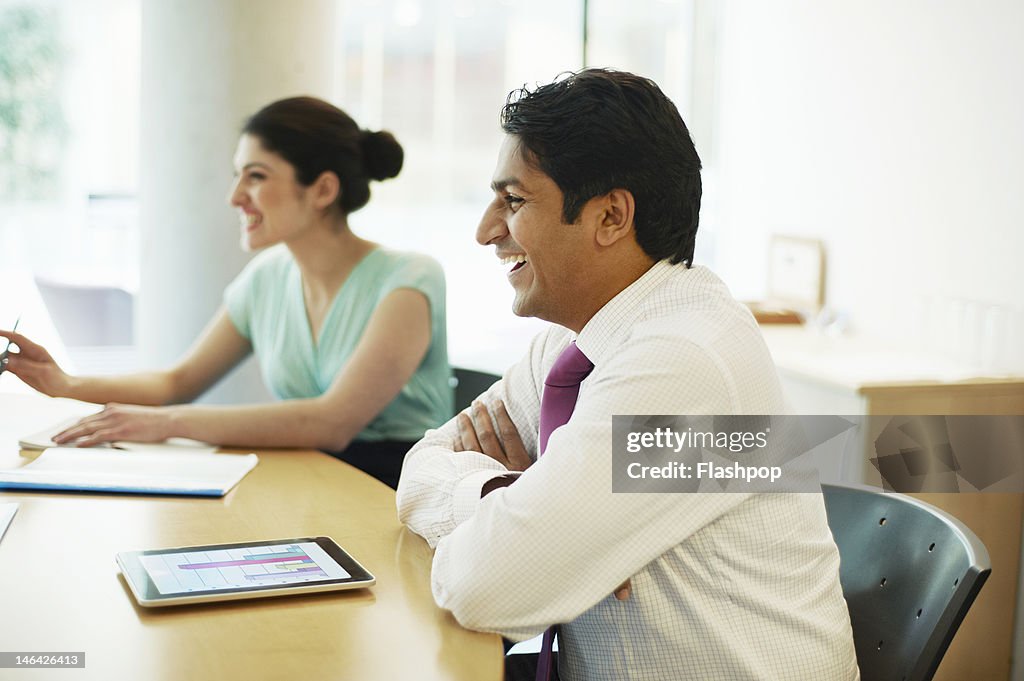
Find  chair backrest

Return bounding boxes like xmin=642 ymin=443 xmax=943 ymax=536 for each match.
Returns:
xmin=821 ymin=483 xmax=991 ymax=681
xmin=34 ymin=277 xmax=134 ymax=346
xmin=450 ymin=367 xmax=501 ymax=414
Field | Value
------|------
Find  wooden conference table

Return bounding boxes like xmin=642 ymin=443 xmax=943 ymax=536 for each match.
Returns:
xmin=0 ymin=393 xmax=502 ymax=681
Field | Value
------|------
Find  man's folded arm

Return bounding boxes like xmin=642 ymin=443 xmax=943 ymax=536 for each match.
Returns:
xmin=428 ymin=343 xmax=745 ymax=639
xmin=396 ymin=329 xmax=552 ymax=546
xmin=397 ymin=438 xmax=515 ymax=548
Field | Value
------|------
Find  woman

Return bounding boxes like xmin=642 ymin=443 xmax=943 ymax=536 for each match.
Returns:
xmin=0 ymin=97 xmax=452 ymax=488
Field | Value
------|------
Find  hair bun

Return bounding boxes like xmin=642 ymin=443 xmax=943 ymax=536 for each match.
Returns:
xmin=360 ymin=130 xmax=404 ymax=181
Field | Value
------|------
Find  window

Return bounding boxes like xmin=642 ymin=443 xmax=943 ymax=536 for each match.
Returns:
xmin=1 ymin=0 xmax=702 ymax=377
xmin=334 ymin=0 xmax=586 ymax=368
xmin=0 ymin=0 xmax=140 ymax=377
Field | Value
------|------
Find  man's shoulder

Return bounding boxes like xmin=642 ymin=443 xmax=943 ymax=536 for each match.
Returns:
xmin=614 ymin=266 xmax=783 ymax=410
xmin=633 ymin=265 xmax=759 ymax=346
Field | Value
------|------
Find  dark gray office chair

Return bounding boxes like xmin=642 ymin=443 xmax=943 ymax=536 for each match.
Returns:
xmin=450 ymin=367 xmax=501 ymax=413
xmin=821 ymin=483 xmax=991 ymax=681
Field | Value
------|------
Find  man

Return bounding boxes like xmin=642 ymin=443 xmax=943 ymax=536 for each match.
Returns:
xmin=397 ymin=69 xmax=858 ymax=680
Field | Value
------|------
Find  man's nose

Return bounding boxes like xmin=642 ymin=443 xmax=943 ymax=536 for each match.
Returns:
xmin=476 ymin=201 xmax=507 ymax=246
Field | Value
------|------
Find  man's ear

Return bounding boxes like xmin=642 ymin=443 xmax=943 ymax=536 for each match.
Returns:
xmin=593 ymin=188 xmax=636 ymax=247
xmin=310 ymin=171 xmax=341 ymax=210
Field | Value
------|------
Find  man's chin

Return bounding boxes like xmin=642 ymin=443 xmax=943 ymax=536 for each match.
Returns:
xmin=511 ymin=300 xmax=550 ymax=322
xmin=510 ymin=294 xmax=534 ymax=319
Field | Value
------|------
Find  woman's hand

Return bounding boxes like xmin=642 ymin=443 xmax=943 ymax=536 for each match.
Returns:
xmin=53 ymin=404 xmax=178 ymax=447
xmin=0 ymin=330 xmax=73 ymax=397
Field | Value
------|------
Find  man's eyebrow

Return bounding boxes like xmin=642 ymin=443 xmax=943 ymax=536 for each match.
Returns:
xmin=490 ymin=177 xmax=523 ymax=193
xmin=241 ymin=162 xmax=272 ymax=172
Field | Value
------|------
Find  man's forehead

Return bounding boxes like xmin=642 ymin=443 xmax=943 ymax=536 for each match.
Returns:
xmin=490 ymin=135 xmax=546 ymax=191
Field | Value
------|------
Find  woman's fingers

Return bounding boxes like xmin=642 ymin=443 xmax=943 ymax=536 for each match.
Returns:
xmin=54 ymin=413 xmax=110 ymax=445
xmin=0 ymin=331 xmax=46 ymax=360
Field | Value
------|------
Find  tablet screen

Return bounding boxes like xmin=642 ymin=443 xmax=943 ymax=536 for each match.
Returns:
xmin=139 ymin=541 xmax=352 ymax=595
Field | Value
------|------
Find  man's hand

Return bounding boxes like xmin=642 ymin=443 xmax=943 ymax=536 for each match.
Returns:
xmin=52 ymin=404 xmax=177 ymax=447
xmin=453 ymin=400 xmax=532 ymax=472
xmin=614 ymin=579 xmax=632 ymax=601
xmin=453 ymin=399 xmax=632 ymax=597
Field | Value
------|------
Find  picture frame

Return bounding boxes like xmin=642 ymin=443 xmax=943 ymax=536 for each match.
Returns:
xmin=767 ymin=235 xmax=825 ymax=311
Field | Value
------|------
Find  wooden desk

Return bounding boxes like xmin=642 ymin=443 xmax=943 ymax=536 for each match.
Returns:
xmin=0 ymin=397 xmax=502 ymax=681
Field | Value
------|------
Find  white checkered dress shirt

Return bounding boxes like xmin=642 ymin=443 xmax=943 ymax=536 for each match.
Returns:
xmin=397 ymin=261 xmax=860 ymax=681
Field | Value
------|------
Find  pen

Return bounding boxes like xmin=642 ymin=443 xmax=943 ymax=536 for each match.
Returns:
xmin=0 ymin=316 xmax=19 ymax=376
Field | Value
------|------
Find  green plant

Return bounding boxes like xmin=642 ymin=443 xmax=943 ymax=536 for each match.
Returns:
xmin=0 ymin=3 xmax=68 ymax=201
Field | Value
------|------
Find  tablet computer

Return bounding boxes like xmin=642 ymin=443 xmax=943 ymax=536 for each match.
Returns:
xmin=116 ymin=536 xmax=375 ymax=607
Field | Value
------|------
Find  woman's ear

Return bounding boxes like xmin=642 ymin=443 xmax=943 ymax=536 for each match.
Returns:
xmin=593 ymin=188 xmax=636 ymax=248
xmin=310 ymin=171 xmax=341 ymax=210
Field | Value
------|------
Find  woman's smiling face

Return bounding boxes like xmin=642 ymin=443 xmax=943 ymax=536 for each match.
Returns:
xmin=227 ymin=134 xmax=317 ymax=252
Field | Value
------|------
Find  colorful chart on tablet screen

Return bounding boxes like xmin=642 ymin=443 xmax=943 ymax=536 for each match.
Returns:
xmin=138 ymin=542 xmax=351 ymax=594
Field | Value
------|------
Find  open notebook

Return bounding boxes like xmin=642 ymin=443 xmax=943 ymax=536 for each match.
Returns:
xmin=0 ymin=448 xmax=258 ymax=497
xmin=19 ymin=417 xmax=216 ymax=453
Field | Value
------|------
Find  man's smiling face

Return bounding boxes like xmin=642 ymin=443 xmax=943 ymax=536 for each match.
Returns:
xmin=476 ymin=135 xmax=593 ymax=327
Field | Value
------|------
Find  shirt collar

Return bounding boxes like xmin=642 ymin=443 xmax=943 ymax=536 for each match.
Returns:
xmin=574 ymin=259 xmax=680 ymax=366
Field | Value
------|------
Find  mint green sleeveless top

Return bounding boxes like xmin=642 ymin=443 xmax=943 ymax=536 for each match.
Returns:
xmin=225 ymin=245 xmax=452 ymax=442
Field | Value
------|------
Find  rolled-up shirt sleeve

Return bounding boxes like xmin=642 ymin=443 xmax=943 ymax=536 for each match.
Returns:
xmin=397 ymin=441 xmax=514 ymax=548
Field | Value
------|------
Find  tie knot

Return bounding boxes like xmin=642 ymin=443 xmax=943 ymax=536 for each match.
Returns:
xmin=545 ymin=342 xmax=594 ymax=388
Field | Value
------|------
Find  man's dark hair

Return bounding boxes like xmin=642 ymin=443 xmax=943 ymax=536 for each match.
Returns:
xmin=243 ymin=96 xmax=403 ymax=214
xmin=500 ymin=69 xmax=702 ymax=265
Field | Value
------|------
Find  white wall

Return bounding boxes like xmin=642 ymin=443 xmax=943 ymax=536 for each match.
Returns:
xmin=707 ymin=0 xmax=1024 ymax=372
xmin=704 ymin=4 xmax=1024 ymax=676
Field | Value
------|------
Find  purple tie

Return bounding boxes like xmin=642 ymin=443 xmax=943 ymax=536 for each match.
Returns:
xmin=536 ymin=341 xmax=593 ymax=681
xmin=538 ymin=342 xmax=594 ymax=455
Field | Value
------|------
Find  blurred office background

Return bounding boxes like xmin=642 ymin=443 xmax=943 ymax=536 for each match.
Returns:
xmin=1 ymin=2 xmax=1023 ymax=677
xmin=0 ymin=0 xmax=705 ymax=389
xmin=2 ymin=0 xmax=1022 ymax=383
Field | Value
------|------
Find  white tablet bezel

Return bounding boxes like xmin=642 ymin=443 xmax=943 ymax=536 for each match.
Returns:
xmin=116 ymin=536 xmax=375 ymax=607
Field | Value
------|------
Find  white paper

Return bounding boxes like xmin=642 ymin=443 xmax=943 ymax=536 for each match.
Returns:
xmin=0 ymin=449 xmax=257 ymax=497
